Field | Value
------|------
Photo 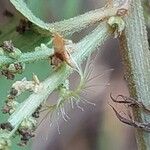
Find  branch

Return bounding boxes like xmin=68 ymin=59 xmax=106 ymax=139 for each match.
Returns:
xmin=10 ymin=0 xmax=126 ymax=36
xmin=0 ymin=0 xmax=128 ymax=68
xmin=0 ymin=43 xmax=53 ymax=67
xmin=113 ymin=0 xmax=150 ymax=148
xmin=7 ymin=22 xmax=112 ymax=132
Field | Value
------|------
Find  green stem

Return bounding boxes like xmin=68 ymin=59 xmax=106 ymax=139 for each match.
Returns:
xmin=8 ymin=23 xmax=112 ymax=132
xmin=0 ymin=44 xmax=53 ymax=67
xmin=114 ymin=0 xmax=150 ymax=149
xmin=10 ymin=0 xmax=120 ymax=36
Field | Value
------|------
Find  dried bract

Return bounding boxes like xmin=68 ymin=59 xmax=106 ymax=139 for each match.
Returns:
xmin=51 ymin=33 xmax=75 ymax=68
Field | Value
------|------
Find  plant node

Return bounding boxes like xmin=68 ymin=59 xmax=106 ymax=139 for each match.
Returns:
xmin=50 ymin=33 xmax=75 ymax=69
xmin=107 ymin=16 xmax=125 ymax=37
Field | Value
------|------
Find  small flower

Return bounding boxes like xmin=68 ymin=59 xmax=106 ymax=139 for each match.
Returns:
xmin=17 ymin=117 xmax=37 ymax=146
xmin=11 ymin=75 xmax=42 ymax=96
xmin=2 ymin=101 xmax=19 ymax=115
xmin=7 ymin=63 xmax=25 ymax=74
xmin=32 ymin=104 xmax=42 ymax=118
xmin=1 ymin=62 xmax=25 ymax=80
xmin=8 ymin=48 xmax=22 ymax=59
xmin=19 ymin=117 xmax=37 ymax=131
xmin=0 ymin=122 xmax=13 ymax=131
xmin=40 ymin=55 xmax=111 ymax=126
xmin=1 ymin=70 xmax=15 ymax=80
xmin=0 ymin=137 xmax=11 ymax=150
xmin=1 ymin=41 xmax=14 ymax=53
xmin=0 ymin=130 xmax=11 ymax=150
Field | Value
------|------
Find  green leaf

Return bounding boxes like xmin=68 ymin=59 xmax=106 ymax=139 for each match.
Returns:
xmin=0 ymin=4 xmax=50 ymax=51
xmin=10 ymin=0 xmax=51 ymax=35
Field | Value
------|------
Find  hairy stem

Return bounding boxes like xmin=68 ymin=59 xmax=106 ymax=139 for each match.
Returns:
xmin=10 ymin=0 xmax=121 ymax=36
xmin=0 ymin=44 xmax=53 ymax=67
xmin=8 ymin=23 xmax=112 ymax=131
xmin=47 ymin=6 xmax=118 ymax=36
xmin=114 ymin=0 xmax=150 ymax=148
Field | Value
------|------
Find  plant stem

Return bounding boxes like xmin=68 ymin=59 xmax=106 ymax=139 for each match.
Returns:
xmin=0 ymin=44 xmax=53 ymax=67
xmin=114 ymin=0 xmax=150 ymax=148
xmin=10 ymin=0 xmax=121 ymax=36
xmin=8 ymin=23 xmax=112 ymax=132
xmin=47 ymin=7 xmax=118 ymax=36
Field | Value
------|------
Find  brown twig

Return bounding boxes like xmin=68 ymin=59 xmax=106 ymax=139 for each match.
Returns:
xmin=110 ymin=93 xmax=150 ymax=114
xmin=109 ymin=104 xmax=150 ymax=132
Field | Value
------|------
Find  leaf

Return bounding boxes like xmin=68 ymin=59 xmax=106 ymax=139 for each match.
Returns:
xmin=10 ymin=0 xmax=51 ymax=35
xmin=0 ymin=4 xmax=50 ymax=51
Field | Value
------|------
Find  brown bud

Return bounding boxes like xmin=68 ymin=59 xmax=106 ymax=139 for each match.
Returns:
xmin=2 ymin=40 xmax=14 ymax=52
xmin=0 ymin=122 xmax=13 ymax=131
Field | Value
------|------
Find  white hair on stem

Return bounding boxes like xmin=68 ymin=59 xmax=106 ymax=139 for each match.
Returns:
xmin=38 ymin=53 xmax=113 ymax=133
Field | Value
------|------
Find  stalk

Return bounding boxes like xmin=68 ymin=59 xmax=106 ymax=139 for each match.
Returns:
xmin=8 ymin=23 xmax=112 ymax=132
xmin=114 ymin=0 xmax=150 ymax=148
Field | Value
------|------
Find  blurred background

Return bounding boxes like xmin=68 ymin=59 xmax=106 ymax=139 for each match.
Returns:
xmin=0 ymin=0 xmax=143 ymax=149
